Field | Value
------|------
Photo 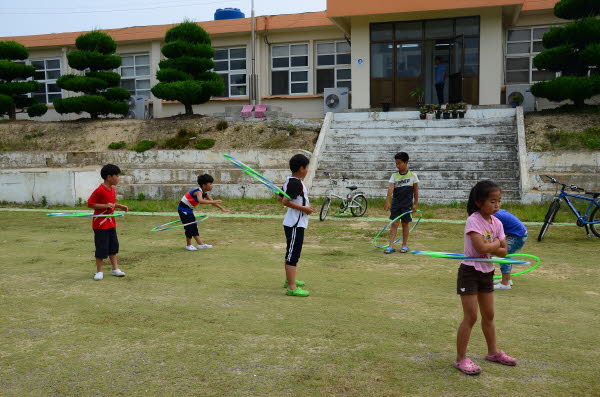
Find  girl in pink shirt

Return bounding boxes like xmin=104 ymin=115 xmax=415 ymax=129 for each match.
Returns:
xmin=454 ymin=180 xmax=517 ymax=375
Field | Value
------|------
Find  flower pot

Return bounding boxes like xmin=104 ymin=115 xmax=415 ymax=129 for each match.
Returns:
xmin=435 ymin=112 xmax=442 ymax=119
xmin=443 ymin=113 xmax=450 ymax=119
xmin=458 ymin=112 xmax=465 ymax=119
xmin=451 ymin=112 xmax=458 ymax=119
xmin=419 ymin=113 xmax=426 ymax=119
xmin=426 ymin=113 xmax=434 ymax=120
xmin=381 ymin=102 xmax=391 ymax=112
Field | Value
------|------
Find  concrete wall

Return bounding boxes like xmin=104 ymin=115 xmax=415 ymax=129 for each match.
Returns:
xmin=349 ymin=7 xmax=505 ymax=108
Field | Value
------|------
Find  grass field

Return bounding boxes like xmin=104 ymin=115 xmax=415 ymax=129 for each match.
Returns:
xmin=1 ymin=208 xmax=599 ymax=396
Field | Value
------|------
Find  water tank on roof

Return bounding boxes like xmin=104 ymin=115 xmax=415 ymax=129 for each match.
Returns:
xmin=214 ymin=8 xmax=245 ymax=20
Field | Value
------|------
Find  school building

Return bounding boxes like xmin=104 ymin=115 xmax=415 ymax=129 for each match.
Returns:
xmin=1 ymin=0 xmax=566 ymax=120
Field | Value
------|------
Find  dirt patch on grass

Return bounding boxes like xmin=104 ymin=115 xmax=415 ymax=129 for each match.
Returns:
xmin=525 ymin=107 xmax=600 ymax=151
xmin=0 ymin=116 xmax=320 ymax=152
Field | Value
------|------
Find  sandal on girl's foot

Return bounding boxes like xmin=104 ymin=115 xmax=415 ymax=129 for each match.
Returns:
xmin=485 ymin=350 xmax=517 ymax=366
xmin=400 ymin=246 xmax=409 ymax=253
xmin=453 ymin=358 xmax=481 ymax=375
xmin=383 ymin=247 xmax=395 ymax=254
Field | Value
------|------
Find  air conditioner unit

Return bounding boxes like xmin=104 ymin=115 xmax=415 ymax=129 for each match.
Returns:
xmin=126 ymin=96 xmax=149 ymax=119
xmin=505 ymin=84 xmax=536 ymax=111
xmin=324 ymin=88 xmax=349 ymax=114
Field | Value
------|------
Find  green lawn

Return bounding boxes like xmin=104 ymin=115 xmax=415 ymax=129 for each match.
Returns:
xmin=1 ymin=210 xmax=599 ymax=396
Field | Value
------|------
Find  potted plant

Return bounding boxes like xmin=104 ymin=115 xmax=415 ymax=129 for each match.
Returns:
xmin=442 ymin=104 xmax=451 ymax=119
xmin=434 ymin=104 xmax=442 ymax=119
xmin=419 ymin=105 xmax=428 ymax=119
xmin=457 ymin=102 xmax=467 ymax=118
xmin=409 ymin=87 xmax=425 ymax=108
xmin=448 ymin=103 xmax=458 ymax=119
xmin=508 ymin=92 xmax=524 ymax=108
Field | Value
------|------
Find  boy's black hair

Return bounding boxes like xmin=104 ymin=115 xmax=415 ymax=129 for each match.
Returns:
xmin=197 ymin=174 xmax=214 ymax=187
xmin=467 ymin=180 xmax=501 ymax=215
xmin=435 ymin=56 xmax=442 ymax=62
xmin=394 ymin=152 xmax=409 ymax=162
xmin=289 ymin=154 xmax=310 ymax=173
xmin=100 ymin=164 xmax=121 ymax=180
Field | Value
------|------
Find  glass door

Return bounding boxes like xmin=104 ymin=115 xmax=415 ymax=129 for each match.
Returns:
xmin=449 ymin=35 xmax=464 ymax=103
xmin=394 ymin=42 xmax=423 ymax=107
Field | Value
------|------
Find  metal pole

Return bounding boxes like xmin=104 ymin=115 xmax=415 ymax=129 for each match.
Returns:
xmin=250 ymin=0 xmax=256 ymax=105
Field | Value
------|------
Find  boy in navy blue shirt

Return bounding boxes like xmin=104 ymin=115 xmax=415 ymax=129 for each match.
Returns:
xmin=493 ymin=209 xmax=528 ymax=290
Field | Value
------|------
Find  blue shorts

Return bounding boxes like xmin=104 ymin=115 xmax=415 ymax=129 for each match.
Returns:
xmin=501 ymin=235 xmax=528 ymax=273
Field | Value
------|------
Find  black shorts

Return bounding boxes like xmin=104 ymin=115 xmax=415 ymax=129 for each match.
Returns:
xmin=94 ymin=228 xmax=119 ymax=259
xmin=457 ymin=264 xmax=494 ymax=295
xmin=390 ymin=204 xmax=412 ymax=222
xmin=284 ymin=226 xmax=305 ymax=266
xmin=178 ymin=210 xmax=199 ymax=238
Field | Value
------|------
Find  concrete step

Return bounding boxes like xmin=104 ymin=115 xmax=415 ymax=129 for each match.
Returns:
xmin=317 ymin=160 xmax=520 ymax=171
xmin=322 ymin=144 xmax=518 ymax=155
xmin=311 ymin=178 xmax=520 ymax=191
xmin=313 ymin=169 xmax=520 ymax=181
xmin=119 ymin=183 xmax=280 ymax=200
xmin=333 ymin=108 xmax=516 ymax=121
xmin=330 ymin=119 xmax=515 ymax=130
xmin=325 ymin=134 xmax=517 ymax=145
xmin=311 ymin=186 xmax=521 ymax=200
xmin=119 ymin=168 xmax=289 ymax=185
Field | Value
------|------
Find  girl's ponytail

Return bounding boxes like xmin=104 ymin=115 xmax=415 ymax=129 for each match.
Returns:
xmin=467 ymin=180 xmax=501 ymax=215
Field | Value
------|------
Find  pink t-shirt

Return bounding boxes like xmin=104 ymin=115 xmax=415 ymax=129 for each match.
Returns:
xmin=462 ymin=211 xmax=506 ymax=273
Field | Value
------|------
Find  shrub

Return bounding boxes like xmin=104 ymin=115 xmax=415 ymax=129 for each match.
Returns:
xmin=108 ymin=141 xmax=126 ymax=150
xmin=286 ymin=123 xmax=296 ymax=135
xmin=134 ymin=140 xmax=156 ymax=153
xmin=215 ymin=120 xmax=228 ymax=130
xmin=195 ymin=138 xmax=216 ymax=150
xmin=545 ymin=127 xmax=600 ymax=150
xmin=164 ymin=128 xmax=195 ymax=149
xmin=137 ymin=193 xmax=146 ymax=201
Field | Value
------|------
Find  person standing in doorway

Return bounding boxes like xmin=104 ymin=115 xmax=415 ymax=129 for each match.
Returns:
xmin=435 ymin=56 xmax=447 ymax=104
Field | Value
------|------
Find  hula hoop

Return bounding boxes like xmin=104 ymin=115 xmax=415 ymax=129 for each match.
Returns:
xmin=150 ymin=214 xmax=208 ymax=231
xmin=373 ymin=209 xmax=423 ymax=248
xmin=46 ymin=212 xmax=123 ymax=218
xmin=410 ymin=250 xmax=532 ymax=265
xmin=493 ymin=254 xmax=541 ymax=279
xmin=223 ymin=153 xmax=291 ymax=199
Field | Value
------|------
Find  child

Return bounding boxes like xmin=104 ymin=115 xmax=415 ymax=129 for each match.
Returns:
xmin=455 ymin=180 xmax=517 ymax=375
xmin=279 ymin=154 xmax=313 ymax=297
xmin=493 ymin=209 xmax=528 ymax=290
xmin=383 ymin=152 xmax=419 ymax=253
xmin=178 ymin=174 xmax=229 ymax=251
xmin=87 ymin=164 xmax=128 ymax=281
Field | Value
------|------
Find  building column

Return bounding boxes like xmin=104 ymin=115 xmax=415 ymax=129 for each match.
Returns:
xmin=479 ymin=7 xmax=503 ymax=105
xmin=150 ymin=40 xmax=163 ymax=117
xmin=350 ymin=17 xmax=370 ymax=109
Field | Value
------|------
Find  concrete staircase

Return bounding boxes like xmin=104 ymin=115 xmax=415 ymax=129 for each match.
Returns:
xmin=311 ymin=109 xmax=522 ymax=203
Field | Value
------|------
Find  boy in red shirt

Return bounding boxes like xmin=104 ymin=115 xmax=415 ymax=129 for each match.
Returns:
xmin=87 ymin=164 xmax=128 ymax=281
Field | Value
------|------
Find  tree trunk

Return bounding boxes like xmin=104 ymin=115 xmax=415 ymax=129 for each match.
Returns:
xmin=91 ymin=112 xmax=99 ymax=120
xmin=574 ymin=98 xmax=585 ymax=108
xmin=8 ymin=104 xmax=16 ymax=121
xmin=184 ymin=104 xmax=193 ymax=116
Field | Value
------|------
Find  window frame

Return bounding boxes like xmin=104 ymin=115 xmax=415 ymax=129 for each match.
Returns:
xmin=17 ymin=58 xmax=63 ymax=104
xmin=270 ymin=43 xmax=310 ymax=96
xmin=315 ymin=40 xmax=352 ymax=93
xmin=505 ymin=26 xmax=559 ymax=85
xmin=213 ymin=46 xmax=248 ymax=98
xmin=118 ymin=53 xmax=151 ymax=98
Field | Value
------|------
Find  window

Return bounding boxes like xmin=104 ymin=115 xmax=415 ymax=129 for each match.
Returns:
xmin=506 ymin=26 xmax=557 ymax=84
xmin=17 ymin=59 xmax=63 ymax=104
xmin=271 ymin=43 xmax=309 ymax=95
xmin=316 ymin=41 xmax=351 ymax=93
xmin=214 ymin=47 xmax=247 ymax=97
xmin=119 ymin=54 xmax=151 ymax=98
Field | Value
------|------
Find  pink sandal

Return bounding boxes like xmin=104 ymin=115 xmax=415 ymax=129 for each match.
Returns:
xmin=453 ymin=358 xmax=481 ymax=375
xmin=485 ymin=350 xmax=517 ymax=366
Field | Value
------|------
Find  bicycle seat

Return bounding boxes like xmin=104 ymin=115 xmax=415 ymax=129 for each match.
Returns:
xmin=584 ymin=191 xmax=600 ymax=198
xmin=347 ymin=186 xmax=358 ymax=191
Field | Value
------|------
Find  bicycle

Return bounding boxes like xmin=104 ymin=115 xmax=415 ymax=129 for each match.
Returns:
xmin=537 ymin=175 xmax=600 ymax=241
xmin=319 ymin=172 xmax=368 ymax=221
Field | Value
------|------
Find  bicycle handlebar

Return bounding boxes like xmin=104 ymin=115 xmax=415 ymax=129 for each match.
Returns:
xmin=542 ymin=175 xmax=586 ymax=192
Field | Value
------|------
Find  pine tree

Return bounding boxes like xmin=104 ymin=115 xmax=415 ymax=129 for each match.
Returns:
xmin=0 ymin=41 xmax=48 ymax=120
xmin=531 ymin=0 xmax=600 ymax=107
xmin=151 ymin=22 xmax=224 ymax=116
xmin=53 ymin=31 xmax=129 ymax=119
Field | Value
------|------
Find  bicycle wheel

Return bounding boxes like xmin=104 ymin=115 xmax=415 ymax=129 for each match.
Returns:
xmin=320 ymin=198 xmax=331 ymax=221
xmin=538 ymin=198 xmax=560 ymax=241
xmin=589 ymin=205 xmax=600 ymax=238
xmin=350 ymin=194 xmax=368 ymax=217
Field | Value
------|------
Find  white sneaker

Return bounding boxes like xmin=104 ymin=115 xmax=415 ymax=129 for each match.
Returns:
xmin=111 ymin=269 xmax=126 ymax=277
xmin=185 ymin=245 xmax=198 ymax=251
xmin=93 ymin=272 xmax=103 ymax=281
xmin=494 ymin=283 xmax=512 ymax=290
xmin=493 ymin=279 xmax=513 ymax=285
xmin=197 ymin=244 xmax=213 ymax=249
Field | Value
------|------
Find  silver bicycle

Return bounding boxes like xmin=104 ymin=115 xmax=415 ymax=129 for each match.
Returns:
xmin=319 ymin=172 xmax=368 ymax=221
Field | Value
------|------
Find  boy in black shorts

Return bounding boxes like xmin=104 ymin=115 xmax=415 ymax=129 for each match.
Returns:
xmin=87 ymin=164 xmax=128 ymax=281
xmin=383 ymin=152 xmax=419 ymax=253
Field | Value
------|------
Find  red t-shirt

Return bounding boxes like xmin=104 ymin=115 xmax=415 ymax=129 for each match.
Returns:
xmin=87 ymin=184 xmax=117 ymax=230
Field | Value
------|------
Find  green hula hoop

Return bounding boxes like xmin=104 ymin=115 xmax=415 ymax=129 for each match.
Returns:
xmin=373 ymin=209 xmax=423 ymax=249
xmin=223 ymin=154 xmax=291 ymax=199
xmin=411 ymin=250 xmax=531 ymax=265
xmin=47 ymin=212 xmax=123 ymax=218
xmin=151 ymin=215 xmax=208 ymax=231
xmin=493 ymin=254 xmax=541 ymax=279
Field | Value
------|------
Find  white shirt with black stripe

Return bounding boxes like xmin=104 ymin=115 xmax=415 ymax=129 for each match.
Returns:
xmin=282 ymin=176 xmax=309 ymax=229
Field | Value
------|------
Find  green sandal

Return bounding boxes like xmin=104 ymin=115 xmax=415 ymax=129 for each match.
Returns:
xmin=286 ymin=287 xmax=310 ymax=297
xmin=283 ymin=280 xmax=305 ymax=288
